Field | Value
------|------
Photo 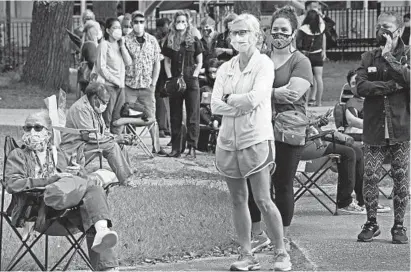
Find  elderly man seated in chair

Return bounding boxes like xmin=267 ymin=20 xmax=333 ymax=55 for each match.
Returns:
xmin=5 ymin=111 xmax=119 ymax=271
xmin=60 ymin=82 xmax=135 ymax=187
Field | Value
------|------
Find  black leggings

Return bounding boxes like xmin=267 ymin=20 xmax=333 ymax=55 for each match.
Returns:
xmin=248 ymin=141 xmax=304 ymax=226
xmin=323 ymin=142 xmax=364 ymax=208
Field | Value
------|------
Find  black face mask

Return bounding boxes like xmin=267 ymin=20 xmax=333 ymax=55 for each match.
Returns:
xmin=376 ymin=28 xmax=394 ymax=46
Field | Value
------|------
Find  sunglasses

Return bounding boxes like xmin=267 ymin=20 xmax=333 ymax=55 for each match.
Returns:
xmin=133 ymin=20 xmax=145 ymax=24
xmin=23 ymin=124 xmax=46 ymax=132
xmin=229 ymin=30 xmax=250 ymax=37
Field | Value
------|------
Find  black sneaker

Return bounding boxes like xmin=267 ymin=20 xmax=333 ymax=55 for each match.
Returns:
xmin=391 ymin=224 xmax=408 ymax=244
xmin=357 ymin=221 xmax=381 ymax=242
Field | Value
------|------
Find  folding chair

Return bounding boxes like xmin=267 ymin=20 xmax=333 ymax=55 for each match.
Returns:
xmin=198 ymin=124 xmax=219 ymax=154
xmin=53 ymin=126 xmax=104 ymax=169
xmin=294 ymin=130 xmax=341 ymax=215
xmin=113 ymin=117 xmax=155 ymax=158
xmin=339 ymin=83 xmax=354 ymax=104
xmin=0 ymin=136 xmax=117 ymax=271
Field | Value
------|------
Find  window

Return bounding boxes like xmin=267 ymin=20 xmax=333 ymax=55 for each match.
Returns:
xmin=73 ymin=0 xmax=93 ymax=16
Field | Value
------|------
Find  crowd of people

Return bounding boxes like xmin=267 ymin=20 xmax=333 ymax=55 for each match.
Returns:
xmin=4 ymin=1 xmax=410 ymax=271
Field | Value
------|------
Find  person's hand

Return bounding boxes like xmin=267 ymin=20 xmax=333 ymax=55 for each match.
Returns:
xmin=193 ymin=72 xmax=199 ymax=78
xmin=382 ymin=33 xmax=393 ymax=55
xmin=115 ymin=134 xmax=132 ymax=144
xmin=345 ymin=136 xmax=355 ymax=147
xmin=274 ymin=85 xmax=298 ymax=103
xmin=149 ymin=84 xmax=156 ymax=93
xmin=215 ymin=48 xmax=225 ymax=56
xmin=322 ymin=51 xmax=327 ymax=61
xmin=212 ymin=120 xmax=219 ymax=129
xmin=118 ymin=37 xmax=125 ymax=48
xmin=318 ymin=116 xmax=329 ymax=127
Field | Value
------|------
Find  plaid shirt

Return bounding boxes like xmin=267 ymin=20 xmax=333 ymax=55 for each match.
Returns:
xmin=124 ymin=31 xmax=160 ymax=89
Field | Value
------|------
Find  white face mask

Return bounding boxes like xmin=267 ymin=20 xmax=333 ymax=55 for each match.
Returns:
xmin=112 ymin=29 xmax=122 ymax=40
xmin=95 ymin=104 xmax=107 ymax=114
xmin=133 ymin=24 xmax=145 ymax=34
xmin=176 ymin=23 xmax=186 ymax=31
xmin=231 ymin=36 xmax=251 ymax=53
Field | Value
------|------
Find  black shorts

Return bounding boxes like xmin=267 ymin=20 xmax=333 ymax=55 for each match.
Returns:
xmin=308 ymin=52 xmax=323 ymax=67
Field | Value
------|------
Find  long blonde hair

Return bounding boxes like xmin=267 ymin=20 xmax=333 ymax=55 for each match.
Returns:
xmin=167 ymin=10 xmax=195 ymax=51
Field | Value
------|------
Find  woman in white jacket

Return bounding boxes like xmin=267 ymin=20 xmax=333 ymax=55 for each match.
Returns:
xmin=211 ymin=13 xmax=291 ymax=271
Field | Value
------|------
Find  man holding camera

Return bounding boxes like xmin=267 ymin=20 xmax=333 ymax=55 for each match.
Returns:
xmin=356 ymin=11 xmax=410 ymax=244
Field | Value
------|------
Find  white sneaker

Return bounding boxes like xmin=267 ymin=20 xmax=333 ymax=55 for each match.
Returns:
xmin=273 ymin=250 xmax=292 ymax=271
xmin=339 ymin=201 xmax=366 ymax=214
xmin=91 ymin=228 xmax=118 ymax=253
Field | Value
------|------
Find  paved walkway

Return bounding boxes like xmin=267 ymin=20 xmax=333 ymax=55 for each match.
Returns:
xmin=0 ymin=106 xmax=335 ymax=127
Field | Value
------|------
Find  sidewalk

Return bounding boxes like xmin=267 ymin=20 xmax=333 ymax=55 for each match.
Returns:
xmin=0 ymin=106 xmax=336 ymax=128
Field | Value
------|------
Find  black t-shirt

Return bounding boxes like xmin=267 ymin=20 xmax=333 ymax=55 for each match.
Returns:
xmin=162 ymin=36 xmax=204 ymax=78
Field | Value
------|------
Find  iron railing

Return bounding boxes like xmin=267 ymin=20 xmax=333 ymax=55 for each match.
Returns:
xmin=0 ymin=5 xmax=409 ymax=69
xmin=325 ymin=6 xmax=410 ymax=52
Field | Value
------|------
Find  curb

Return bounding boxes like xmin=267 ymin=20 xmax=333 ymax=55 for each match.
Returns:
xmin=290 ymin=240 xmax=318 ymax=271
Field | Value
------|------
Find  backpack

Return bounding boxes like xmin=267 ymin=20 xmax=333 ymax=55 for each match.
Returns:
xmin=333 ymin=102 xmax=348 ymax=131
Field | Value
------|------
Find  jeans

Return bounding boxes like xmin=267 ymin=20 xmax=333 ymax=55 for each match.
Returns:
xmin=83 ymin=140 xmax=132 ymax=184
xmin=169 ymin=77 xmax=200 ymax=151
xmin=125 ymin=86 xmax=162 ymax=152
xmin=102 ymin=85 xmax=125 ymax=135
xmin=62 ymin=185 xmax=118 ymax=270
xmin=155 ymin=95 xmax=170 ymax=133
xmin=248 ymin=141 xmax=303 ymax=226
xmin=323 ymin=142 xmax=364 ymax=208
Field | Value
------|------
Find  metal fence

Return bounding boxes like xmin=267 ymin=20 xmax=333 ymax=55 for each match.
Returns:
xmin=326 ymin=6 xmax=410 ymax=52
xmin=0 ymin=5 xmax=409 ymax=69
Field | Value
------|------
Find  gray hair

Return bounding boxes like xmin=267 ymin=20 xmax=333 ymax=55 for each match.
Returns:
xmin=85 ymin=82 xmax=108 ymax=99
xmin=231 ymin=13 xmax=262 ymax=45
xmin=25 ymin=110 xmax=52 ymax=130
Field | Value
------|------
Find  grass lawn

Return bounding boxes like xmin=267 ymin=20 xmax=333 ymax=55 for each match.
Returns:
xmin=1 ymin=185 xmax=235 ymax=270
xmin=0 ymin=61 xmax=360 ymax=109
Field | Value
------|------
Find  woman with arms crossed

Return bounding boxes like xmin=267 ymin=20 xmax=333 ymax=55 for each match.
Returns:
xmin=211 ymin=13 xmax=291 ymax=271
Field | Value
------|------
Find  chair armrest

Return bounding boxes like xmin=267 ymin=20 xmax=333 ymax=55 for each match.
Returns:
xmin=307 ymin=130 xmax=335 ymax=141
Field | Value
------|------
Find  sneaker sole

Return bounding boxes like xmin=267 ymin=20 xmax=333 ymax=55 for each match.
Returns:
xmin=392 ymin=239 xmax=409 ymax=244
xmin=92 ymin=232 xmax=118 ymax=253
xmin=338 ymin=208 xmax=366 ymax=215
xmin=230 ymin=264 xmax=261 ymax=271
xmin=251 ymin=239 xmax=271 ymax=253
xmin=274 ymin=265 xmax=292 ymax=271
xmin=357 ymin=229 xmax=381 ymax=242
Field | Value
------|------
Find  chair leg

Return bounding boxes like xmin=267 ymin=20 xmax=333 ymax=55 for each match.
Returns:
xmin=45 ymin=234 xmax=48 ymax=271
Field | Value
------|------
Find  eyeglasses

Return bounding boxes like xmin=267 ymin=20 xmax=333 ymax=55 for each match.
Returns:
xmin=23 ymin=124 xmax=46 ymax=132
xmin=133 ymin=20 xmax=145 ymax=24
xmin=97 ymin=96 xmax=109 ymax=106
xmin=229 ymin=30 xmax=250 ymax=37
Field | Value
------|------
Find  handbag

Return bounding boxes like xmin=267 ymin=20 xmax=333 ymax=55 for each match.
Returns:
xmin=273 ymin=110 xmax=310 ymax=146
xmin=162 ymin=53 xmax=186 ymax=97
xmin=43 ymin=176 xmax=90 ymax=210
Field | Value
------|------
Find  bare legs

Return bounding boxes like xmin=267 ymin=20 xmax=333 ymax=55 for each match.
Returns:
xmin=226 ymin=167 xmax=286 ymax=253
xmin=313 ymin=66 xmax=324 ymax=106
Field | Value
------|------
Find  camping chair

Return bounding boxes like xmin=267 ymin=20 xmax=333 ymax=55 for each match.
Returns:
xmin=198 ymin=124 xmax=219 ymax=154
xmin=113 ymin=117 xmax=155 ymax=158
xmin=294 ymin=130 xmax=341 ymax=215
xmin=0 ymin=136 xmax=118 ymax=271
xmin=53 ymin=126 xmax=104 ymax=169
xmin=339 ymin=83 xmax=354 ymax=104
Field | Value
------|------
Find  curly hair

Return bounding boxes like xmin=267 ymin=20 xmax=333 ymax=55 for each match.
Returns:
xmin=167 ymin=10 xmax=195 ymax=51
xmin=270 ymin=5 xmax=298 ymax=32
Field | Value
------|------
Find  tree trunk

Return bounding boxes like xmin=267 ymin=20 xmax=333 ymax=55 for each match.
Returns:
xmin=22 ymin=1 xmax=73 ymax=91
xmin=93 ymin=1 xmax=118 ymax=22
xmin=234 ymin=0 xmax=261 ymax=20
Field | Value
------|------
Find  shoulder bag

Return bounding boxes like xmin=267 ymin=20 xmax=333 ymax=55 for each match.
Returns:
xmin=273 ymin=110 xmax=310 ymax=146
xmin=162 ymin=51 xmax=187 ymax=97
